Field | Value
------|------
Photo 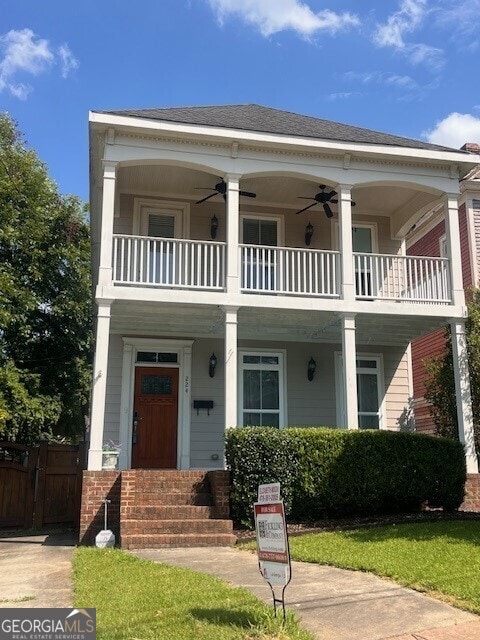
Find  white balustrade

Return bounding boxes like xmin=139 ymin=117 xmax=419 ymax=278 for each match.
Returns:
xmin=112 ymin=235 xmax=226 ymax=290
xmin=354 ymin=253 xmax=451 ymax=303
xmin=240 ymin=245 xmax=340 ymax=297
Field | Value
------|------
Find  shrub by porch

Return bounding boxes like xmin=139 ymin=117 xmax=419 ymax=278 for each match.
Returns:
xmin=225 ymin=427 xmax=466 ymax=527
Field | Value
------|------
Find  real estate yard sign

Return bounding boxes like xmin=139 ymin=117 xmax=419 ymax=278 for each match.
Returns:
xmin=254 ymin=484 xmax=291 ymax=617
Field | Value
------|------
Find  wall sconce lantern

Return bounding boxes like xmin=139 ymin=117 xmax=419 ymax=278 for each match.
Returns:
xmin=209 ymin=353 xmax=218 ymax=378
xmin=307 ymin=357 xmax=316 ymax=381
xmin=305 ymin=222 xmax=314 ymax=246
xmin=210 ymin=214 xmax=219 ymax=239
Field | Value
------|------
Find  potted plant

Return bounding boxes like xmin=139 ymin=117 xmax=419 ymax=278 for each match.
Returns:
xmin=102 ymin=441 xmax=122 ymax=470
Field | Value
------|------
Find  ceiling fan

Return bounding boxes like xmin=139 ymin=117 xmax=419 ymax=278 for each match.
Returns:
xmin=295 ymin=184 xmax=356 ymax=218
xmin=195 ymin=178 xmax=256 ymax=204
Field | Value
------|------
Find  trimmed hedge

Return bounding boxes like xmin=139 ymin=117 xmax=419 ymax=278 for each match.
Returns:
xmin=224 ymin=427 xmax=467 ymax=527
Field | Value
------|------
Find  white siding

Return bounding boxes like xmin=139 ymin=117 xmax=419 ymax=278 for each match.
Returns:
xmin=103 ymin=334 xmax=123 ymax=445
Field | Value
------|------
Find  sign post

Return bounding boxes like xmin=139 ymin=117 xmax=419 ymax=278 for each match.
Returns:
xmin=254 ymin=483 xmax=292 ymax=620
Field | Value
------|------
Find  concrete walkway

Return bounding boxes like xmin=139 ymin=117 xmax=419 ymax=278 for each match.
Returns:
xmin=133 ymin=547 xmax=480 ymax=640
xmin=0 ymin=532 xmax=75 ymax=608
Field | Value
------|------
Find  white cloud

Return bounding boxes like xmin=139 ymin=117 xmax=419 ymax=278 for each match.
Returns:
xmin=0 ymin=28 xmax=78 ymax=100
xmin=326 ymin=91 xmax=359 ymax=101
xmin=344 ymin=70 xmax=417 ymax=90
xmin=58 ymin=44 xmax=79 ymax=78
xmin=206 ymin=0 xmax=359 ymax=38
xmin=373 ymin=1 xmax=444 ymax=69
xmin=435 ymin=1 xmax=480 ymax=46
xmin=422 ymin=113 xmax=480 ymax=148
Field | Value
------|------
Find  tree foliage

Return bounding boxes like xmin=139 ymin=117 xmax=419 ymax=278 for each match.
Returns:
xmin=424 ymin=289 xmax=480 ymax=454
xmin=0 ymin=113 xmax=92 ymax=444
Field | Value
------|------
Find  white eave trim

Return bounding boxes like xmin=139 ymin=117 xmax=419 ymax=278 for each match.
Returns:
xmin=89 ymin=111 xmax=480 ymax=168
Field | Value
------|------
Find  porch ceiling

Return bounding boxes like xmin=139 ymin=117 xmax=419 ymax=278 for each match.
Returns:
xmin=117 ymin=165 xmax=432 ymax=217
xmin=110 ymin=301 xmax=448 ymax=347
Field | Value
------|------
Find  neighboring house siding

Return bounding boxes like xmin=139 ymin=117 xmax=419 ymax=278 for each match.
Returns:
xmin=409 ymin=203 xmax=473 ymax=434
xmin=474 ymin=200 xmax=480 ymax=285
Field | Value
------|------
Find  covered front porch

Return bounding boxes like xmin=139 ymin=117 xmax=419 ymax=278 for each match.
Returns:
xmin=87 ymin=301 xmax=478 ymax=474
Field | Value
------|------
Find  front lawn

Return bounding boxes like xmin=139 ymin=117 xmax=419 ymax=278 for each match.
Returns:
xmin=73 ymin=547 xmax=312 ymax=640
xmin=286 ymin=520 xmax=480 ymax=614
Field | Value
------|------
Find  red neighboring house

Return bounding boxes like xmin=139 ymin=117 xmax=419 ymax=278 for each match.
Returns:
xmin=407 ymin=143 xmax=480 ymax=435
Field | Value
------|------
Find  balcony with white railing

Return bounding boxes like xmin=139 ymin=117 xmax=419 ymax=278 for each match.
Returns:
xmin=354 ymin=253 xmax=451 ymax=303
xmin=112 ymin=235 xmax=226 ymax=290
xmin=111 ymin=235 xmax=452 ymax=305
xmin=240 ymin=244 xmax=340 ymax=297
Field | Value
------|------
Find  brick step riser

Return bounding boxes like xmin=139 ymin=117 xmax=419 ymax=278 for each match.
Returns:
xmin=122 ymin=533 xmax=236 ymax=549
xmin=126 ymin=506 xmax=218 ymax=519
xmin=125 ymin=472 xmax=209 ymax=479
xmin=122 ymin=519 xmax=233 ymax=535
xmin=131 ymin=481 xmax=211 ymax=489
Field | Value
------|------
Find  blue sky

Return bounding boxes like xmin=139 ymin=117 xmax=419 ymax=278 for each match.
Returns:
xmin=2 ymin=0 xmax=480 ymax=201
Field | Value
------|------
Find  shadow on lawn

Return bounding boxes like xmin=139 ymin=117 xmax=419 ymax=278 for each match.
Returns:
xmin=338 ymin=519 xmax=480 ymax=545
xmin=190 ymin=607 xmax=265 ymax=629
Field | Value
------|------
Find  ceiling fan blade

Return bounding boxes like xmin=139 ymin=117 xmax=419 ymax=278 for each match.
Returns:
xmin=326 ymin=190 xmax=337 ymax=199
xmin=295 ymin=202 xmax=318 ymax=215
xmin=239 ymin=190 xmax=256 ymax=198
xmin=330 ymin=198 xmax=338 ymax=204
xmin=194 ymin=187 xmax=216 ymax=190
xmin=195 ymin=192 xmax=217 ymax=205
xmin=298 ymin=196 xmax=316 ymax=200
xmin=323 ymin=202 xmax=334 ymax=218
xmin=351 ymin=200 xmax=356 ymax=207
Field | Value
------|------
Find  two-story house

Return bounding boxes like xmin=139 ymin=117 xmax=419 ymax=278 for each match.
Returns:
xmin=80 ymin=105 xmax=480 ymax=547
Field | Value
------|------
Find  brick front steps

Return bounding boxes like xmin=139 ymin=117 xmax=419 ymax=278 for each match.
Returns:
xmin=79 ymin=469 xmax=236 ymax=549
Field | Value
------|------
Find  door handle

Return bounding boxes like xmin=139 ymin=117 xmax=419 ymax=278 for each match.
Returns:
xmin=133 ymin=411 xmax=142 ymax=444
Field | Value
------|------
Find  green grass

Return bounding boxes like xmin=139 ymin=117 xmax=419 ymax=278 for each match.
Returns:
xmin=283 ymin=521 xmax=480 ymax=614
xmin=73 ymin=547 xmax=313 ymax=640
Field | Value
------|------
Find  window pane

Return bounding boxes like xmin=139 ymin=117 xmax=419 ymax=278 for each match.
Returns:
xmin=244 ymin=355 xmax=261 ymax=364
xmin=359 ymin=414 xmax=379 ymax=429
xmin=357 ymin=373 xmax=379 ymax=413
xmin=137 ymin=351 xmax=157 ymax=363
xmin=148 ymin=214 xmax=175 ymax=238
xmin=352 ymin=227 xmax=372 ymax=253
xmin=261 ymin=371 xmax=279 ymax=409
xmin=244 ymin=412 xmax=261 ymax=426
xmin=243 ymin=219 xmax=260 ymax=245
xmin=157 ymin=352 xmax=177 ymax=363
xmin=244 ymin=370 xmax=261 ymax=409
xmin=261 ymin=356 xmax=279 ymax=365
xmin=261 ymin=413 xmax=280 ymax=427
xmin=141 ymin=374 xmax=172 ymax=395
xmin=259 ymin=221 xmax=277 ymax=246
xmin=356 ymin=359 xmax=376 ymax=369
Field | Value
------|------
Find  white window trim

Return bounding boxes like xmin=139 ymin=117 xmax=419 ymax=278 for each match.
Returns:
xmin=240 ymin=213 xmax=285 ymax=246
xmin=334 ymin=352 xmax=386 ymax=429
xmin=132 ymin=198 xmax=190 ymax=238
xmin=237 ymin=349 xmax=287 ymax=427
xmin=119 ymin=337 xmax=194 ymax=470
xmin=332 ymin=221 xmax=379 ymax=253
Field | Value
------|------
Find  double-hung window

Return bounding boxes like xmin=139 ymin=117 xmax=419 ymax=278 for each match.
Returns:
xmin=239 ymin=352 xmax=285 ymax=427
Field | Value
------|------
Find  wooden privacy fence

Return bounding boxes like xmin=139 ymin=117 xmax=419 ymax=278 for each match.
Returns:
xmin=0 ymin=441 xmax=86 ymax=529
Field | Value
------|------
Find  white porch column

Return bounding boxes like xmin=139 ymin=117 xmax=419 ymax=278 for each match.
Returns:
xmin=98 ymin=161 xmax=118 ymax=288
xmin=445 ymin=194 xmax=466 ymax=307
xmin=338 ymin=185 xmax=355 ymax=301
xmin=342 ymin=313 xmax=358 ymax=429
xmin=450 ymin=319 xmax=479 ymax=473
xmin=88 ymin=300 xmax=113 ymax=470
xmin=224 ymin=306 xmax=239 ymax=430
xmin=226 ymin=174 xmax=241 ymax=295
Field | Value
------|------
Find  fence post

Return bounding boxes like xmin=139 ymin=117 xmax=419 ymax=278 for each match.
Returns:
xmin=33 ymin=442 xmax=48 ymax=528
xmin=25 ymin=447 xmax=39 ymax=529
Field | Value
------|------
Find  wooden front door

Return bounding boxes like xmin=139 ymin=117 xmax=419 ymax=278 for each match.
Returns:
xmin=132 ymin=367 xmax=179 ymax=469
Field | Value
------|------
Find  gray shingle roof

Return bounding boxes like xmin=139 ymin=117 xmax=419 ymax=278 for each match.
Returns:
xmin=96 ymin=104 xmax=462 ymax=153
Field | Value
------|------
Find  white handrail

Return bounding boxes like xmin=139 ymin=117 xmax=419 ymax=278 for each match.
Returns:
xmin=113 ymin=235 xmax=226 ymax=290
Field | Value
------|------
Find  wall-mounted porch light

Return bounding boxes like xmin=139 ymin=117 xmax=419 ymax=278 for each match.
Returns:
xmin=209 ymin=353 xmax=218 ymax=378
xmin=307 ymin=357 xmax=316 ymax=381
xmin=210 ymin=214 xmax=219 ymax=239
xmin=305 ymin=222 xmax=314 ymax=246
